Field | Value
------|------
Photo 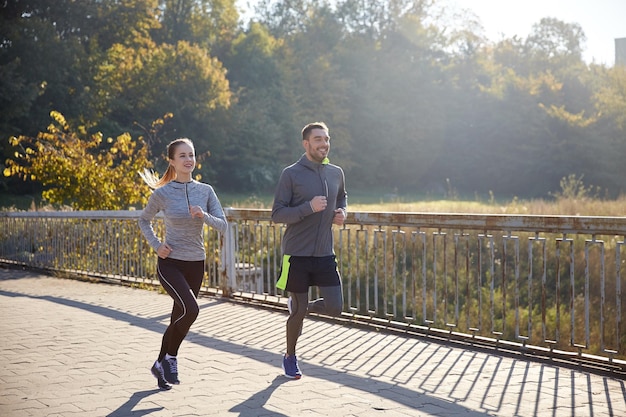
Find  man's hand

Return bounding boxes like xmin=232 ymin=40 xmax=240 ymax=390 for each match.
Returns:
xmin=310 ymin=196 xmax=327 ymax=212
xmin=332 ymin=208 xmax=346 ymax=226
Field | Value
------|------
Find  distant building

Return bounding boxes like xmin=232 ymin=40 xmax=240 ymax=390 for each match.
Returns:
xmin=616 ymin=38 xmax=626 ymax=66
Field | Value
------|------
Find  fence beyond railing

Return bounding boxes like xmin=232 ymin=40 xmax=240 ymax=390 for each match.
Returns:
xmin=1 ymin=209 xmax=625 ymax=374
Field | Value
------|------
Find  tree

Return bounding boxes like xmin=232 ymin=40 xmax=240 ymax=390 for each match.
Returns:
xmin=92 ymin=39 xmax=232 ymax=156
xmin=525 ymin=18 xmax=586 ymax=66
xmin=155 ymin=0 xmax=239 ymax=52
xmin=332 ymin=1 xmax=446 ymax=190
xmin=0 ymin=0 xmax=96 ymax=136
xmin=595 ymin=65 xmax=626 ymax=131
xmin=0 ymin=0 xmax=162 ymax=195
xmin=211 ymin=22 xmax=298 ymax=192
xmin=4 ymin=111 xmax=153 ymax=210
xmin=220 ymin=2 xmax=355 ymax=190
xmin=3 ymin=0 xmax=626 ymax=201
xmin=589 ymin=65 xmax=626 ymax=194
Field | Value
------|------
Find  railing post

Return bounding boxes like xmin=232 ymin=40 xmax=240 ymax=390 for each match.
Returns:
xmin=220 ymin=208 xmax=237 ymax=297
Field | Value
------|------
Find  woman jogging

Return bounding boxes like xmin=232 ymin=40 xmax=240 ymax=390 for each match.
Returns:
xmin=138 ymin=138 xmax=227 ymax=390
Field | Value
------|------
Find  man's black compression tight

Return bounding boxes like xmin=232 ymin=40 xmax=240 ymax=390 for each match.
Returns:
xmin=156 ymin=257 xmax=204 ymax=361
xmin=308 ymin=286 xmax=343 ymax=316
xmin=286 ymin=285 xmax=342 ymax=356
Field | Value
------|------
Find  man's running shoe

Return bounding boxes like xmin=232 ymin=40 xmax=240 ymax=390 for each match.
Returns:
xmin=282 ymin=354 xmax=302 ymax=379
xmin=162 ymin=355 xmax=180 ymax=384
xmin=151 ymin=361 xmax=172 ymax=390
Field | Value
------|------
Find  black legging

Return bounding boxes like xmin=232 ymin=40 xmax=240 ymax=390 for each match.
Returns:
xmin=286 ymin=285 xmax=343 ymax=356
xmin=156 ymin=257 xmax=204 ymax=360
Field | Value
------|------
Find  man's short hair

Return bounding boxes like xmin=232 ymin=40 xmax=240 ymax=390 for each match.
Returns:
xmin=301 ymin=122 xmax=329 ymax=141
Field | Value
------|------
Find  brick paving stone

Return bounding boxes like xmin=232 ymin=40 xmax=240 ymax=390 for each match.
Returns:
xmin=1 ymin=266 xmax=625 ymax=417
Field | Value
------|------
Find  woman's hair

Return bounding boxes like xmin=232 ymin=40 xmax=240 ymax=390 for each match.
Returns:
xmin=140 ymin=138 xmax=195 ymax=189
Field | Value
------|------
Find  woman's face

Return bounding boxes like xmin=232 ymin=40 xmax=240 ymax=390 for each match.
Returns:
xmin=169 ymin=142 xmax=196 ymax=177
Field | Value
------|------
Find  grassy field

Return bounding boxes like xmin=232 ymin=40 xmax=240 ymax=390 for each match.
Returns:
xmin=2 ymin=190 xmax=626 ymax=216
xmin=347 ymin=196 xmax=626 ymax=216
xmin=217 ymin=191 xmax=626 ymax=217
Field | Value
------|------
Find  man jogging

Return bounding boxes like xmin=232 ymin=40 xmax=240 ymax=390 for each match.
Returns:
xmin=271 ymin=121 xmax=348 ymax=379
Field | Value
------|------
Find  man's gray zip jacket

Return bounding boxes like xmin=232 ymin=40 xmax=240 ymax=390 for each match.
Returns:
xmin=271 ymin=154 xmax=347 ymax=257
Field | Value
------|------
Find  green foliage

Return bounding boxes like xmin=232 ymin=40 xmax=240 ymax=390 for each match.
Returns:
xmin=93 ymin=39 xmax=231 ymax=142
xmin=594 ymin=66 xmax=626 ymax=130
xmin=4 ymin=111 xmax=152 ymax=210
xmin=1 ymin=0 xmax=626 ymax=202
xmin=156 ymin=0 xmax=239 ymax=49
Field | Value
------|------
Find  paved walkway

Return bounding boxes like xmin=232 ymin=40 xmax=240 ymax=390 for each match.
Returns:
xmin=0 ymin=267 xmax=624 ymax=417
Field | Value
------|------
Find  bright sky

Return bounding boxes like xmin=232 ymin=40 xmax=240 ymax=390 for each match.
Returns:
xmin=237 ymin=0 xmax=626 ymax=66
xmin=446 ymin=0 xmax=626 ymax=66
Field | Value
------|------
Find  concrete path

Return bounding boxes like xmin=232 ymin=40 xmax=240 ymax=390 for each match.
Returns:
xmin=1 ymin=266 xmax=624 ymax=416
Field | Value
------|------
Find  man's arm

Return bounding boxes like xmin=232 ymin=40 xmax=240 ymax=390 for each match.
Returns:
xmin=271 ymin=169 xmax=315 ymax=224
xmin=332 ymin=167 xmax=347 ymax=226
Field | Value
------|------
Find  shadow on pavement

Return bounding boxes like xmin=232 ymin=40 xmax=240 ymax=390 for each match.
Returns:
xmin=4 ymin=278 xmax=621 ymax=417
xmin=106 ymin=389 xmax=164 ymax=416
xmin=229 ymin=375 xmax=291 ymax=417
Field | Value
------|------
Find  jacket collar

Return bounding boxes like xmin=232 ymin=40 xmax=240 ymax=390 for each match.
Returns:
xmin=169 ymin=180 xmax=195 ymax=189
xmin=298 ymin=154 xmax=328 ymax=170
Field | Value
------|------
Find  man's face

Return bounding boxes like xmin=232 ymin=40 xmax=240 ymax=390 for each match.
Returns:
xmin=303 ymin=128 xmax=330 ymax=163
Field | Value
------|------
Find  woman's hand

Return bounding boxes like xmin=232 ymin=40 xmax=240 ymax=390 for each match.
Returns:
xmin=157 ymin=242 xmax=172 ymax=259
xmin=189 ymin=205 xmax=205 ymax=219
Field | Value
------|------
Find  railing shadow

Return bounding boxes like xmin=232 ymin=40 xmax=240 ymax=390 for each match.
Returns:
xmin=0 ymin=288 xmax=495 ymax=415
xmin=1 ymin=270 xmax=624 ymax=416
xmin=221 ymin=302 xmax=626 ymax=417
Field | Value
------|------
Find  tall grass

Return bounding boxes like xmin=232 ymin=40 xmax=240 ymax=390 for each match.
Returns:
xmin=347 ymin=195 xmax=626 ymax=216
xmin=222 ymin=174 xmax=626 ymax=216
xmin=344 ymin=175 xmax=626 ymax=215
xmin=221 ymin=192 xmax=626 ymax=217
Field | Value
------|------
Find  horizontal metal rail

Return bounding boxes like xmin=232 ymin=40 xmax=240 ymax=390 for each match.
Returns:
xmin=1 ymin=209 xmax=625 ymax=375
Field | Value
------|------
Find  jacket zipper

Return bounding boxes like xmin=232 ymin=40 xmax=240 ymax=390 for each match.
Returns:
xmin=185 ymin=182 xmax=191 ymax=213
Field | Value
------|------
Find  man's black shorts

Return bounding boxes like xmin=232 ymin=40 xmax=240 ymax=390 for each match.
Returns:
xmin=277 ymin=255 xmax=340 ymax=293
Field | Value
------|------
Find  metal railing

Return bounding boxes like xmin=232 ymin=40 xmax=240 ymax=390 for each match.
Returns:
xmin=1 ymin=208 xmax=625 ymax=375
